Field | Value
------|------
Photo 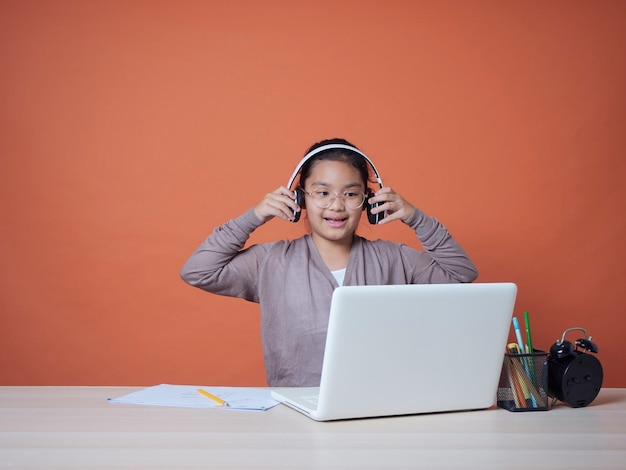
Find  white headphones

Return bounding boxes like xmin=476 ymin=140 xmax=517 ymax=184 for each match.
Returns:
xmin=287 ymin=143 xmax=385 ymax=224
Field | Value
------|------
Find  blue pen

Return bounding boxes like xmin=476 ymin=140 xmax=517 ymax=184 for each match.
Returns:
xmin=512 ymin=317 xmax=526 ymax=354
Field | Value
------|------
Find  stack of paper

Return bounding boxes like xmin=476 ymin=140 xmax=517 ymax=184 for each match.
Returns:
xmin=108 ymin=384 xmax=279 ymax=410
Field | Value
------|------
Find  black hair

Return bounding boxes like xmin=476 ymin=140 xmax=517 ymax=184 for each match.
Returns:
xmin=298 ymin=138 xmax=371 ymax=190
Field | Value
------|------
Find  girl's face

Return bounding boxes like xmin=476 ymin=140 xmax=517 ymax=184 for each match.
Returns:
xmin=302 ymin=159 xmax=365 ymax=247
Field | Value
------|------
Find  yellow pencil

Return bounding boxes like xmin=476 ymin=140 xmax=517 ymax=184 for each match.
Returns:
xmin=197 ymin=388 xmax=230 ymax=407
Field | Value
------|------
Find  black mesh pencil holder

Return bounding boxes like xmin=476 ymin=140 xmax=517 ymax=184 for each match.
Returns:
xmin=497 ymin=349 xmax=549 ymax=411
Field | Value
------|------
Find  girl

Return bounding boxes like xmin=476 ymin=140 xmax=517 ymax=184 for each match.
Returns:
xmin=180 ymin=138 xmax=478 ymax=386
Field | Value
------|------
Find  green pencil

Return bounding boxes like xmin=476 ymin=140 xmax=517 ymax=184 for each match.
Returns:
xmin=524 ymin=311 xmax=539 ymax=390
xmin=524 ymin=311 xmax=533 ymax=353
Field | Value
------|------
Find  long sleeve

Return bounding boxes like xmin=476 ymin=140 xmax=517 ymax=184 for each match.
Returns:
xmin=406 ymin=206 xmax=479 ymax=283
xmin=180 ymin=208 xmax=270 ymax=302
xmin=346 ymin=207 xmax=478 ymax=286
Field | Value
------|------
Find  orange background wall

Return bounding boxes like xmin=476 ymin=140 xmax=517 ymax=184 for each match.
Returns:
xmin=1 ymin=1 xmax=625 ymax=387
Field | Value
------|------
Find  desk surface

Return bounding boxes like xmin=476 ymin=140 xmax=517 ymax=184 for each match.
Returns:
xmin=1 ymin=387 xmax=625 ymax=469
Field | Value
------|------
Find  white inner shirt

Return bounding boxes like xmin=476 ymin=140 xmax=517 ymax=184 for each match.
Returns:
xmin=331 ymin=268 xmax=346 ymax=286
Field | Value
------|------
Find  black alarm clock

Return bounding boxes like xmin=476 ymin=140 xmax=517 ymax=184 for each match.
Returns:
xmin=547 ymin=327 xmax=603 ymax=408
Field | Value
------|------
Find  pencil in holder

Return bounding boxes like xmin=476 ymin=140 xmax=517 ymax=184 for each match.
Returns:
xmin=497 ymin=349 xmax=549 ymax=411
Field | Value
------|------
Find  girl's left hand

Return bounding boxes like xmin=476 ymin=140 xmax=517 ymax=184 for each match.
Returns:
xmin=367 ymin=187 xmax=415 ymax=225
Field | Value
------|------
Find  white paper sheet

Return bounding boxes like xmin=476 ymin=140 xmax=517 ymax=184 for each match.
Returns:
xmin=108 ymin=384 xmax=279 ymax=410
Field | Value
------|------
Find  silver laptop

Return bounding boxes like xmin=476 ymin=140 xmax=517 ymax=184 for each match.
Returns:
xmin=271 ymin=282 xmax=517 ymax=421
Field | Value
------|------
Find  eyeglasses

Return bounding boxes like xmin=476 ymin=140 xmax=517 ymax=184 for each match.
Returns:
xmin=303 ymin=189 xmax=366 ymax=210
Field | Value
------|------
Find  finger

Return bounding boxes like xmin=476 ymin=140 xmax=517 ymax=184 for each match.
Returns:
xmin=369 ymin=186 xmax=399 ymax=203
xmin=369 ymin=193 xmax=399 ymax=211
xmin=375 ymin=209 xmax=399 ymax=225
xmin=275 ymin=186 xmax=300 ymax=199
xmin=255 ymin=188 xmax=299 ymax=222
xmin=270 ymin=195 xmax=301 ymax=220
xmin=270 ymin=202 xmax=296 ymax=221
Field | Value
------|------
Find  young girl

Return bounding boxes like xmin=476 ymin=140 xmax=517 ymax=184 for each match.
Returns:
xmin=180 ymin=138 xmax=478 ymax=386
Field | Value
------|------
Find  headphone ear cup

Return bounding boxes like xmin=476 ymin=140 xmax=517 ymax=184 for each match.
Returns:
xmin=366 ymin=191 xmax=383 ymax=225
xmin=292 ymin=188 xmax=304 ymax=223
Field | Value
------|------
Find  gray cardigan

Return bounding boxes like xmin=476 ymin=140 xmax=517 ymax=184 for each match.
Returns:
xmin=181 ymin=207 xmax=478 ymax=386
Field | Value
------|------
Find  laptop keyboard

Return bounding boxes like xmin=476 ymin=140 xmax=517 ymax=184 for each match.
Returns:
xmin=300 ymin=395 xmax=319 ymax=406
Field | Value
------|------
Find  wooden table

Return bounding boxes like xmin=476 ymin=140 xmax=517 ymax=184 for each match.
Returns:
xmin=1 ymin=387 xmax=625 ymax=469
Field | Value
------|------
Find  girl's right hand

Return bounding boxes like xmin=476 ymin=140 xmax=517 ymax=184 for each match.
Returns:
xmin=253 ymin=187 xmax=301 ymax=223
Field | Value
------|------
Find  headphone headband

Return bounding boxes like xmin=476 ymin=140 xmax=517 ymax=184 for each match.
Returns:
xmin=287 ymin=144 xmax=383 ymax=190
